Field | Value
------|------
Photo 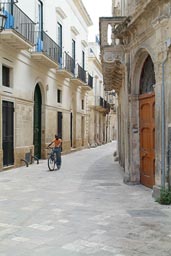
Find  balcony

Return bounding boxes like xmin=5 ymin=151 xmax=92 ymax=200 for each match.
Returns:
xmin=81 ymin=73 xmax=93 ymax=91
xmin=31 ymin=31 xmax=61 ymax=69
xmin=1 ymin=3 xmax=35 ymax=50
xmin=71 ymin=63 xmax=87 ymax=86
xmin=99 ymin=17 xmax=126 ymax=92
xmin=95 ymin=97 xmax=109 ymax=113
xmin=56 ymin=52 xmax=75 ymax=78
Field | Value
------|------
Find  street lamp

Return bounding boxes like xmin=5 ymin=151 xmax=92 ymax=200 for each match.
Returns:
xmin=0 ymin=8 xmax=7 ymax=32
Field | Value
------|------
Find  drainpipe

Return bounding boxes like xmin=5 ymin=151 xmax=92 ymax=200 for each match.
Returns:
xmin=161 ymin=46 xmax=169 ymax=189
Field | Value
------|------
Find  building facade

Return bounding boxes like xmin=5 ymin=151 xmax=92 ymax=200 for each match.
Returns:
xmin=87 ymin=42 xmax=116 ymax=147
xmin=0 ymin=0 xmax=93 ymax=170
xmin=100 ymin=0 xmax=171 ymax=194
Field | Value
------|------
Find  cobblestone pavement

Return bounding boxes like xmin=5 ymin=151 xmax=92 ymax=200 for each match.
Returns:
xmin=0 ymin=141 xmax=171 ymax=256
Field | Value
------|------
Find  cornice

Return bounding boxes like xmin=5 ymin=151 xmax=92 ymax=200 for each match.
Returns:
xmin=73 ymin=0 xmax=93 ymax=27
xmin=113 ymin=0 xmax=170 ymax=48
xmin=88 ymin=56 xmax=102 ymax=72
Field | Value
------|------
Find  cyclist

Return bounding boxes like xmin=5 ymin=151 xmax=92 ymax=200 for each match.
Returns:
xmin=48 ymin=134 xmax=62 ymax=169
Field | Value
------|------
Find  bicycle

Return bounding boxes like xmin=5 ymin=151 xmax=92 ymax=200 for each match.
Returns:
xmin=47 ymin=147 xmax=61 ymax=171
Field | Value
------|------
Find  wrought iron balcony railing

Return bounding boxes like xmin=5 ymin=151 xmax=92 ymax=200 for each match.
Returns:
xmin=104 ymin=99 xmax=107 ymax=109
xmin=95 ymin=97 xmax=110 ymax=112
xmin=35 ymin=31 xmax=62 ymax=65
xmin=3 ymin=3 xmax=35 ymax=45
xmin=77 ymin=64 xmax=87 ymax=83
xmin=88 ymin=73 xmax=93 ymax=88
xmin=63 ymin=52 xmax=75 ymax=75
xmin=100 ymin=96 xmax=104 ymax=108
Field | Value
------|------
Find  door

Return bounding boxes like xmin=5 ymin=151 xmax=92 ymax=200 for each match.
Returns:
xmin=57 ymin=111 xmax=62 ymax=139
xmin=81 ymin=116 xmax=84 ymax=146
xmin=139 ymin=93 xmax=155 ymax=188
xmin=34 ymin=84 xmax=42 ymax=159
xmin=2 ymin=101 xmax=14 ymax=166
xmin=70 ymin=112 xmax=73 ymax=147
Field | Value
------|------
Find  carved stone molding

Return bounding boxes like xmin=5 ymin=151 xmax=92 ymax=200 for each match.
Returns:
xmin=103 ymin=51 xmax=124 ymax=63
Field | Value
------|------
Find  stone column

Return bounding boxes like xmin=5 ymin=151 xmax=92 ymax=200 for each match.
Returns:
xmin=124 ymin=94 xmax=140 ymax=184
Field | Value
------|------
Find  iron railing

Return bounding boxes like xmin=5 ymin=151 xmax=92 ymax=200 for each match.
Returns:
xmin=77 ymin=64 xmax=87 ymax=83
xmin=97 ymin=97 xmax=110 ymax=111
xmin=100 ymin=96 xmax=104 ymax=107
xmin=35 ymin=31 xmax=62 ymax=65
xmin=88 ymin=73 xmax=93 ymax=88
xmin=63 ymin=52 xmax=75 ymax=75
xmin=3 ymin=3 xmax=35 ymax=45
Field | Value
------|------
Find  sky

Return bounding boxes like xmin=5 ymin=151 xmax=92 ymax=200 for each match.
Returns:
xmin=82 ymin=0 xmax=112 ymax=42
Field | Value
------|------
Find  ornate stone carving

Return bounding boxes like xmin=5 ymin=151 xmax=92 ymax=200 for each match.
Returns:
xmin=103 ymin=52 xmax=124 ymax=63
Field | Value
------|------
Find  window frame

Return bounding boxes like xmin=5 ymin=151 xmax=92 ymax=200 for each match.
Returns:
xmin=2 ymin=65 xmax=12 ymax=88
xmin=72 ymin=39 xmax=76 ymax=62
xmin=57 ymin=89 xmax=62 ymax=103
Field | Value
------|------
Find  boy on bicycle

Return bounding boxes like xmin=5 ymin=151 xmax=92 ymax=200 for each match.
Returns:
xmin=48 ymin=134 xmax=62 ymax=169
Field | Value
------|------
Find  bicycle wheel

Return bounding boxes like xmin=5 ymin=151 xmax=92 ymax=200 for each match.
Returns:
xmin=48 ymin=156 xmax=55 ymax=171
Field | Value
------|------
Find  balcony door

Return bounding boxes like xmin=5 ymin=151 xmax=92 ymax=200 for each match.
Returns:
xmin=57 ymin=22 xmax=62 ymax=64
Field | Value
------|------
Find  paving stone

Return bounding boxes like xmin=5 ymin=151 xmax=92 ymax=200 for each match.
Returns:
xmin=0 ymin=141 xmax=171 ymax=255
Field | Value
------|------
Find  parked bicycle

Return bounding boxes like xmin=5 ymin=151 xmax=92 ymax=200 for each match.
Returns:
xmin=47 ymin=146 xmax=61 ymax=171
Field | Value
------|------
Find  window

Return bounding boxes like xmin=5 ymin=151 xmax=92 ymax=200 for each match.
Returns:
xmin=2 ymin=65 xmax=10 ymax=87
xmin=57 ymin=89 xmax=62 ymax=103
xmin=38 ymin=0 xmax=43 ymax=39
xmin=72 ymin=39 xmax=76 ymax=61
xmin=82 ymin=99 xmax=84 ymax=110
xmin=82 ymin=50 xmax=85 ymax=70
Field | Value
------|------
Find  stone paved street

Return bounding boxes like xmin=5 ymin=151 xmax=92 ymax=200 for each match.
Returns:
xmin=0 ymin=141 xmax=171 ymax=255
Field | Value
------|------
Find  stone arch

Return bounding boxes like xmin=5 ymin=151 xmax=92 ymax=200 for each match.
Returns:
xmin=139 ymin=55 xmax=156 ymax=94
xmin=131 ymin=48 xmax=156 ymax=95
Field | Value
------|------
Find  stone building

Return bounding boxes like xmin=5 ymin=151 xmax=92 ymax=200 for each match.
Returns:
xmin=0 ymin=0 xmax=93 ymax=170
xmin=87 ymin=42 xmax=117 ymax=147
xmin=100 ymin=0 xmax=171 ymax=194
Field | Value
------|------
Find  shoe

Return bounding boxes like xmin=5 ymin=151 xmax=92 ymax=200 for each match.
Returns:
xmin=57 ymin=165 xmax=61 ymax=170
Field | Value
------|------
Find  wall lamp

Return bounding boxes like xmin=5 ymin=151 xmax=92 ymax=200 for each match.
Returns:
xmin=0 ymin=0 xmax=18 ymax=32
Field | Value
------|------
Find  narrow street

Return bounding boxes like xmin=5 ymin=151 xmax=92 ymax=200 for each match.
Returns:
xmin=0 ymin=141 xmax=171 ymax=256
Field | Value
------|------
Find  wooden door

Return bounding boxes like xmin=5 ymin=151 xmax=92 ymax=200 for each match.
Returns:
xmin=139 ymin=93 xmax=155 ymax=188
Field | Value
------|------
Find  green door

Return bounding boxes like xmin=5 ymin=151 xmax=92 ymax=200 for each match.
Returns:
xmin=34 ymin=84 xmax=42 ymax=159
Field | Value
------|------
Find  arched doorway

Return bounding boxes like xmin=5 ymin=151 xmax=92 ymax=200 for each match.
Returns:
xmin=34 ymin=84 xmax=42 ymax=159
xmin=139 ymin=55 xmax=156 ymax=188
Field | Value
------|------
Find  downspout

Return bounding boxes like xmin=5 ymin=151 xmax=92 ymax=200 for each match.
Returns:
xmin=161 ymin=49 xmax=168 ymax=189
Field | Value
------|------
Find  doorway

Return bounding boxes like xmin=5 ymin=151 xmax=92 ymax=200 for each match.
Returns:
xmin=139 ymin=93 xmax=155 ymax=188
xmin=81 ymin=116 xmax=84 ymax=146
xmin=2 ymin=101 xmax=14 ymax=166
xmin=70 ymin=112 xmax=73 ymax=147
xmin=139 ymin=55 xmax=156 ymax=188
xmin=34 ymin=84 xmax=42 ymax=159
xmin=57 ymin=111 xmax=63 ymax=139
